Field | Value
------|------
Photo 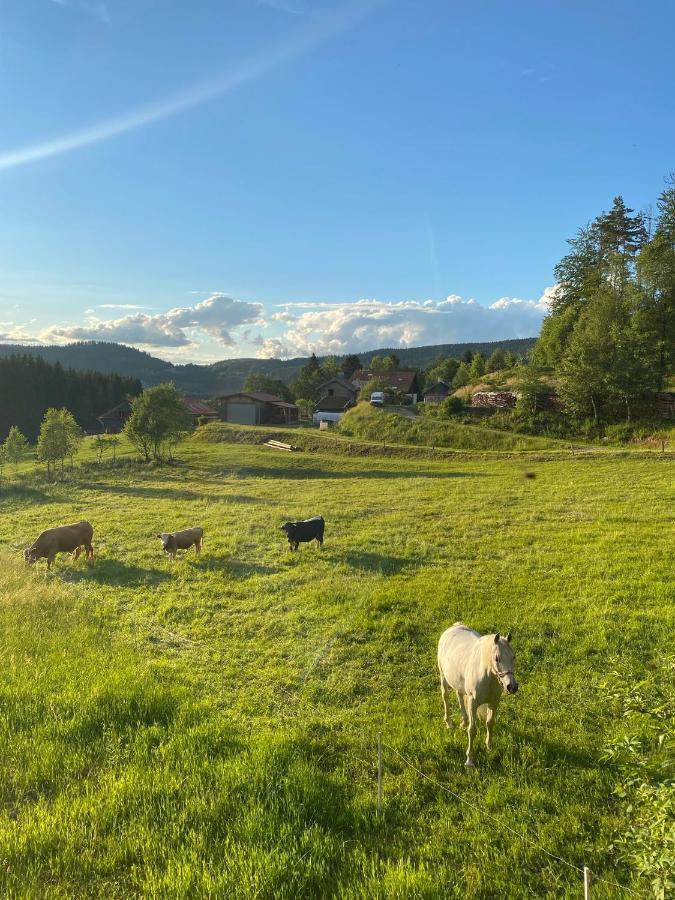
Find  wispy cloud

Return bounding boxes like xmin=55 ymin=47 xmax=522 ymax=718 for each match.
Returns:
xmin=48 ymin=0 xmax=110 ymax=25
xmin=1 ymin=1 xmax=382 ymax=173
xmin=96 ymin=303 xmax=148 ymax=310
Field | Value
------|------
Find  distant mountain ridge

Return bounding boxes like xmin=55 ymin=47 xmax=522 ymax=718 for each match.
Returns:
xmin=0 ymin=338 xmax=537 ymax=395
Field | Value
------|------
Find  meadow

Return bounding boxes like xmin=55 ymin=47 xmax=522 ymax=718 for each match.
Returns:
xmin=0 ymin=434 xmax=672 ymax=898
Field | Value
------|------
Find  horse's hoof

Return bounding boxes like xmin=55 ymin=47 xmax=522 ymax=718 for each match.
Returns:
xmin=458 ymin=722 xmax=467 ymax=730
xmin=465 ymin=759 xmax=475 ymax=768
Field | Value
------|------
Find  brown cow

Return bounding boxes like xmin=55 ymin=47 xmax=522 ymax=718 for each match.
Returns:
xmin=24 ymin=521 xmax=94 ymax=571
xmin=156 ymin=527 xmax=203 ymax=561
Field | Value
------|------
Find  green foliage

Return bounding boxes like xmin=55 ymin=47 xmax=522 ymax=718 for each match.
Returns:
xmin=533 ymin=177 xmax=674 ymax=425
xmin=425 ymin=356 xmax=459 ymax=388
xmin=340 ymin=354 xmax=362 ymax=380
xmin=36 ymin=407 xmax=81 ymax=478
xmin=469 ymin=352 xmax=486 ymax=379
xmin=242 ymin=372 xmax=294 ymax=402
xmin=124 ymin=383 xmax=192 ymax=462
xmin=2 ymin=425 xmax=29 ymax=469
xmin=486 ymin=348 xmax=506 ymax=373
xmin=440 ymin=395 xmax=465 ymax=416
xmin=452 ymin=361 xmax=471 ymax=389
xmin=0 ymin=438 xmax=669 ymax=896
xmin=369 ymin=354 xmax=399 ymax=372
xmin=601 ymin=657 xmax=674 ymax=899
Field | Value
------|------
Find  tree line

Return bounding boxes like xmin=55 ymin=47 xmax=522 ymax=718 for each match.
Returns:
xmin=0 ymin=354 xmax=142 ymax=442
xmin=534 ymin=178 xmax=674 ymax=424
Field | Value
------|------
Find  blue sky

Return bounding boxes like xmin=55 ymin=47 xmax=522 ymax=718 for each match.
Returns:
xmin=0 ymin=0 xmax=672 ymax=361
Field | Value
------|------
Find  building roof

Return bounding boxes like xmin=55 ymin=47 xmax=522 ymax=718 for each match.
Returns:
xmin=315 ymin=395 xmax=354 ymax=412
xmin=351 ymin=370 xmax=419 ymax=393
xmin=315 ymin=376 xmax=356 ymax=393
xmin=214 ymin=392 xmax=297 ymax=408
xmin=181 ymin=396 xmax=218 ymax=416
xmin=98 ymin=398 xmax=133 ymax=420
xmin=423 ymin=381 xmax=450 ymax=395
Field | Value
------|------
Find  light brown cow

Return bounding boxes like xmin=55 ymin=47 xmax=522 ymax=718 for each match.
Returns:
xmin=156 ymin=527 xmax=203 ymax=560
xmin=24 ymin=521 xmax=94 ymax=571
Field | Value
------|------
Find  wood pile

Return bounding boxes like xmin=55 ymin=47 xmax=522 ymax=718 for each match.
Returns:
xmin=471 ymin=391 xmax=518 ymax=408
xmin=263 ymin=439 xmax=300 ymax=452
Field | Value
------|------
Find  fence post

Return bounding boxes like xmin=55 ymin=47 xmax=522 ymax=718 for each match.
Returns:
xmin=583 ymin=866 xmax=591 ymax=899
xmin=377 ymin=732 xmax=382 ymax=817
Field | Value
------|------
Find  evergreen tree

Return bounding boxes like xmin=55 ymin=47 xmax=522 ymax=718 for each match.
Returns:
xmin=469 ymin=353 xmax=486 ymax=379
xmin=452 ymin=362 xmax=470 ymax=389
xmin=486 ymin=348 xmax=506 ymax=373
xmin=341 ymin=354 xmax=362 ymax=380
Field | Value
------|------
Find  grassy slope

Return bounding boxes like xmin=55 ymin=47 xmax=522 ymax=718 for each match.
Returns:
xmin=338 ymin=402 xmax=565 ymax=451
xmin=0 ymin=439 xmax=672 ymax=897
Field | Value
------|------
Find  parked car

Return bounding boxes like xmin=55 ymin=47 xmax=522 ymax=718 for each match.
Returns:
xmin=370 ymin=391 xmax=385 ymax=406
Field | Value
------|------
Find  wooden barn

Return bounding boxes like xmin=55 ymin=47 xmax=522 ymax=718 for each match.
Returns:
xmin=422 ymin=381 xmax=451 ymax=404
xmin=212 ymin=392 xmax=298 ymax=426
xmin=314 ymin=377 xmax=357 ymax=417
xmin=98 ymin=398 xmax=133 ymax=433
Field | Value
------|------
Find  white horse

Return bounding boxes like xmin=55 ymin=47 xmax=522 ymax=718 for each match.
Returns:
xmin=437 ymin=622 xmax=518 ymax=767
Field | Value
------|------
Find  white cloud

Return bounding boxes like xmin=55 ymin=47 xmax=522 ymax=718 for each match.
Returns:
xmin=257 ymin=288 xmax=555 ymax=358
xmin=40 ymin=294 xmax=264 ymax=349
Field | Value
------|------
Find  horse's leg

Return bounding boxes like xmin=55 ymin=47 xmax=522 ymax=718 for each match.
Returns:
xmin=72 ymin=546 xmax=82 ymax=560
xmin=485 ymin=705 xmax=496 ymax=750
xmin=456 ymin=691 xmax=469 ymax=730
xmin=439 ymin=672 xmax=451 ymax=727
xmin=465 ymin=695 xmax=478 ymax=767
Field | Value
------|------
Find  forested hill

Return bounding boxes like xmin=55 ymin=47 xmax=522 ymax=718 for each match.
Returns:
xmin=0 ymin=355 xmax=141 ymax=441
xmin=0 ymin=338 xmax=537 ymax=396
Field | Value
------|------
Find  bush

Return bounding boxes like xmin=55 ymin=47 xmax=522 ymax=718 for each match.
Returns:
xmin=440 ymin=395 xmax=465 ymax=416
xmin=605 ymin=422 xmax=636 ymax=444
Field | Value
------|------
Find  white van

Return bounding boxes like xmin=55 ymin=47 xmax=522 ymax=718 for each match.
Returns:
xmin=370 ymin=391 xmax=385 ymax=406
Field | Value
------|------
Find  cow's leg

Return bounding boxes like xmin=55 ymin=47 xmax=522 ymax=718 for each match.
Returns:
xmin=195 ymin=540 xmax=201 ymax=555
xmin=485 ymin=705 xmax=497 ymax=750
xmin=465 ymin=695 xmax=478 ymax=767
xmin=87 ymin=542 xmax=94 ymax=559
xmin=456 ymin=691 xmax=469 ymax=730
xmin=72 ymin=546 xmax=82 ymax=561
xmin=47 ymin=555 xmax=54 ymax=571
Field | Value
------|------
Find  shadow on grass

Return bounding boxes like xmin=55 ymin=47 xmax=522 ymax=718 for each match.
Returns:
xmin=189 ymin=557 xmax=281 ymax=578
xmin=0 ymin=484 xmax=52 ymax=503
xmin=90 ymin=482 xmax=262 ymax=504
xmin=238 ymin=465 xmax=487 ymax=481
xmin=62 ymin=559 xmax=172 ymax=586
xmin=339 ymin=550 xmax=413 ymax=575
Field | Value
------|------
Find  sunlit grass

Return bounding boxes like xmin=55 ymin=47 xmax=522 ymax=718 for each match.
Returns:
xmin=0 ymin=438 xmax=671 ymax=897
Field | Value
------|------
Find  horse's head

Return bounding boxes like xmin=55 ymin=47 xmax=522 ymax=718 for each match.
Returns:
xmin=493 ymin=632 xmax=518 ymax=694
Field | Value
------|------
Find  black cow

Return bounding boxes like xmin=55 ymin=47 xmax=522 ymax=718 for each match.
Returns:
xmin=281 ymin=516 xmax=325 ymax=551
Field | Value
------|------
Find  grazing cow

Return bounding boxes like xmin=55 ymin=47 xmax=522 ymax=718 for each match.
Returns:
xmin=281 ymin=516 xmax=325 ymax=551
xmin=24 ymin=521 xmax=94 ymax=571
xmin=437 ymin=622 xmax=518 ymax=767
xmin=157 ymin=527 xmax=203 ymax=560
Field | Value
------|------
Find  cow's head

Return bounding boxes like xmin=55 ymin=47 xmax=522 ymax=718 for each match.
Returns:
xmin=24 ymin=546 xmax=38 ymax=565
xmin=156 ymin=533 xmax=172 ymax=552
xmin=281 ymin=523 xmax=294 ymax=536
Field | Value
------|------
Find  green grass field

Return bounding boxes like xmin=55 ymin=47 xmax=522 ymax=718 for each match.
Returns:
xmin=0 ymin=436 xmax=672 ymax=898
